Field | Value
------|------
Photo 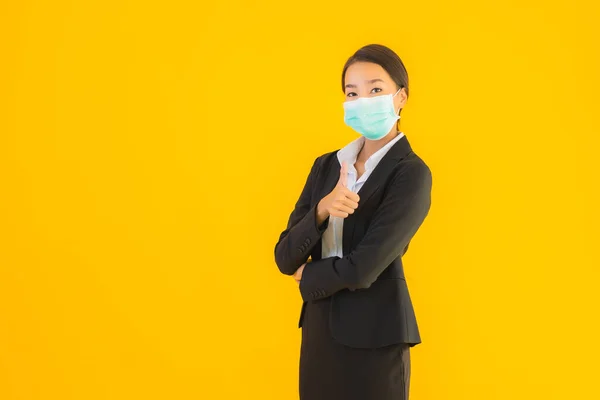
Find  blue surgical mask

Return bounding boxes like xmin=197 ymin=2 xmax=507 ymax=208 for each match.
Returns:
xmin=343 ymin=88 xmax=402 ymax=140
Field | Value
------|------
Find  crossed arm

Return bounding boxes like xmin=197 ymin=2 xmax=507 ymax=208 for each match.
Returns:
xmin=298 ymin=161 xmax=432 ymax=302
xmin=274 ymin=156 xmax=329 ymax=276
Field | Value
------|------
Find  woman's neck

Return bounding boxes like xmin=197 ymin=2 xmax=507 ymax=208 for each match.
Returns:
xmin=358 ymin=129 xmax=401 ymax=163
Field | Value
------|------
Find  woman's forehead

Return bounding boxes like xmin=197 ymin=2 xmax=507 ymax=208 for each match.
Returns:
xmin=345 ymin=62 xmax=392 ymax=84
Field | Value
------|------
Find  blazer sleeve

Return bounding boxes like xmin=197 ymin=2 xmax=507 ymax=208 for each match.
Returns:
xmin=299 ymin=160 xmax=432 ymax=301
xmin=274 ymin=156 xmax=330 ymax=276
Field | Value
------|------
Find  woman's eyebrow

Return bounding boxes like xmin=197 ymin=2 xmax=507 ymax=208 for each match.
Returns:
xmin=345 ymin=78 xmax=384 ymax=89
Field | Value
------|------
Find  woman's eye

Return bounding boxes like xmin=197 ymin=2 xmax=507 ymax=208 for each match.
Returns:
xmin=346 ymin=92 xmax=357 ymax=97
xmin=371 ymin=87 xmax=382 ymax=94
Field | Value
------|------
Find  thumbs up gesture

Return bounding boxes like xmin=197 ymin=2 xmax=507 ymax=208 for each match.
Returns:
xmin=316 ymin=161 xmax=360 ymax=223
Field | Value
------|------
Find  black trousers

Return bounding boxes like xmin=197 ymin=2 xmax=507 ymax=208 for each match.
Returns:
xmin=299 ymin=297 xmax=411 ymax=400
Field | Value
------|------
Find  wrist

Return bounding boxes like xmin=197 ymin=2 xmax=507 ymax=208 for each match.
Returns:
xmin=316 ymin=200 xmax=329 ymax=224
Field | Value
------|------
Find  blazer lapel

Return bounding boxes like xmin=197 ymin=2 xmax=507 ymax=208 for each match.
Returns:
xmin=313 ymin=134 xmax=414 ymax=258
xmin=312 ymin=152 xmax=340 ymax=261
xmin=342 ymin=134 xmax=414 ymax=256
xmin=316 ymin=153 xmax=341 ymax=205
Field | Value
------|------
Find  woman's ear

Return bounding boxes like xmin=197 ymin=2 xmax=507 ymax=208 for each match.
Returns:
xmin=394 ymin=87 xmax=408 ymax=112
xmin=395 ymin=87 xmax=407 ymax=130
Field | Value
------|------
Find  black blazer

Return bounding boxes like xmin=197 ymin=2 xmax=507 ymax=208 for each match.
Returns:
xmin=274 ymin=134 xmax=432 ymax=349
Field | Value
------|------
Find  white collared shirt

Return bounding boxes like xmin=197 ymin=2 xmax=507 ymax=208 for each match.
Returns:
xmin=321 ymin=132 xmax=406 ymax=258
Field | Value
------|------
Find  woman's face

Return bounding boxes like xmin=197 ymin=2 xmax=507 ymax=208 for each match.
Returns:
xmin=343 ymin=61 xmax=407 ymax=113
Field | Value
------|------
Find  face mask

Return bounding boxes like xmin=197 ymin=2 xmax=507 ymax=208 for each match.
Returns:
xmin=343 ymin=88 xmax=402 ymax=140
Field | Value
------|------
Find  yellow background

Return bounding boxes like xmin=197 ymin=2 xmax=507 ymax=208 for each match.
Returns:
xmin=1 ymin=1 xmax=599 ymax=399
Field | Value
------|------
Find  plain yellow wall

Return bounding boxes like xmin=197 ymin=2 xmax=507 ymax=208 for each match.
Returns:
xmin=1 ymin=1 xmax=599 ymax=399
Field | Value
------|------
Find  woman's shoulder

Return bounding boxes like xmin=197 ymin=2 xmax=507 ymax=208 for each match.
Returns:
xmin=404 ymin=150 xmax=431 ymax=172
xmin=390 ymin=150 xmax=432 ymax=188
xmin=313 ymin=149 xmax=340 ymax=169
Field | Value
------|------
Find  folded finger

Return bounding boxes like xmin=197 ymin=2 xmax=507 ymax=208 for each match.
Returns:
xmin=336 ymin=204 xmax=355 ymax=214
xmin=339 ymin=198 xmax=359 ymax=209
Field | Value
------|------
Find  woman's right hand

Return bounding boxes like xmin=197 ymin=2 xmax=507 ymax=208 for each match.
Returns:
xmin=316 ymin=161 xmax=360 ymax=223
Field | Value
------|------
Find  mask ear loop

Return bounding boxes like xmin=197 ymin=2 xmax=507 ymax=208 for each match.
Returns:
xmin=393 ymin=87 xmax=402 ymax=131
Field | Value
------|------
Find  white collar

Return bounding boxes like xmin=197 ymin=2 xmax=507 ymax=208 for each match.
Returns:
xmin=337 ymin=132 xmax=405 ymax=172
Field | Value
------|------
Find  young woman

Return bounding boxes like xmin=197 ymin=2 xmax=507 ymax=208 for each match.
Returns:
xmin=274 ymin=44 xmax=433 ymax=400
